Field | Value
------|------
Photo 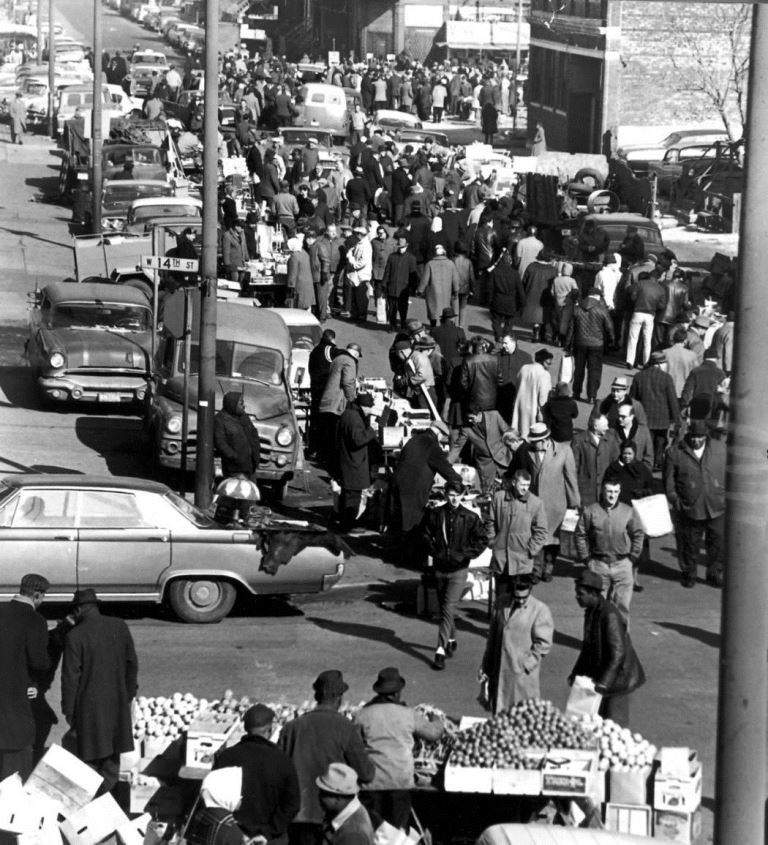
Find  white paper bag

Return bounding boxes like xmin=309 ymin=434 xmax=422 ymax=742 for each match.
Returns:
xmin=558 ymin=353 xmax=574 ymax=384
xmin=565 ymin=675 xmax=603 ymax=719
xmin=632 ymin=494 xmax=674 ymax=538
xmin=376 ymin=297 xmax=387 ymax=323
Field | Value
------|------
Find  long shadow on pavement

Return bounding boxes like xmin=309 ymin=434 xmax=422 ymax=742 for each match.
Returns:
xmin=654 ymin=621 xmax=720 ymax=650
xmin=305 ymin=614 xmax=434 ymax=668
xmin=74 ymin=415 xmax=149 ymax=477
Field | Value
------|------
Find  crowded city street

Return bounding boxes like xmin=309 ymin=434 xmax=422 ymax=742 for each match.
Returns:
xmin=0 ymin=0 xmax=754 ymax=841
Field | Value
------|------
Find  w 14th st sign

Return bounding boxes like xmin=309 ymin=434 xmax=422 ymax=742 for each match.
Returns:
xmin=141 ymin=255 xmax=199 ymax=273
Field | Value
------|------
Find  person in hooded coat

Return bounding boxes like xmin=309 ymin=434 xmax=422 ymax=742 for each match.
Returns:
xmin=214 ymin=392 xmax=261 ymax=479
xmin=187 ymin=767 xmax=245 ymax=845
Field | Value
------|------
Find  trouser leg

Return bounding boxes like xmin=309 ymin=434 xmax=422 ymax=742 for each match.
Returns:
xmin=676 ymin=515 xmax=704 ymax=578
xmin=397 ymin=290 xmax=409 ymax=326
xmin=651 ymin=428 xmax=668 ymax=469
xmin=704 ymin=514 xmax=724 ymax=579
xmin=435 ymin=568 xmax=469 ymax=650
xmin=626 ymin=315 xmax=642 ymax=366
xmin=573 ymin=346 xmax=588 ymax=396
xmin=640 ymin=313 xmax=653 ymax=365
xmin=600 ymin=693 xmax=630 ymax=727
xmin=586 ymin=346 xmax=604 ymax=400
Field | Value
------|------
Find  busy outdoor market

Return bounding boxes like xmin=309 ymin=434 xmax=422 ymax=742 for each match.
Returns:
xmin=0 ymin=0 xmax=761 ymax=841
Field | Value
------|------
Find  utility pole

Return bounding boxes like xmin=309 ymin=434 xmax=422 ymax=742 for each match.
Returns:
xmin=91 ymin=0 xmax=103 ymax=233
xmin=194 ymin=0 xmax=219 ymax=507
xmin=47 ymin=0 xmax=54 ymax=138
xmin=714 ymin=4 xmax=768 ymax=843
xmin=513 ymin=0 xmax=522 ymax=130
xmin=36 ymin=0 xmax=43 ymax=63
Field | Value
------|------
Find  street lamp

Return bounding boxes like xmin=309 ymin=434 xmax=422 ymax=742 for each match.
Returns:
xmin=91 ymin=0 xmax=103 ymax=233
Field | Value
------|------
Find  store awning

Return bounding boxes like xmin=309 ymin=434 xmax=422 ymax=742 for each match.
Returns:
xmin=436 ymin=20 xmax=530 ymax=50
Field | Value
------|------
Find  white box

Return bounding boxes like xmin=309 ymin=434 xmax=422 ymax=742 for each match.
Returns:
xmin=653 ymin=750 xmax=702 ymax=812
xmin=0 ymin=776 xmax=62 ymax=844
xmin=605 ymin=803 xmax=652 ymax=837
xmin=492 ymin=765 xmax=542 ymax=796
xmin=541 ymin=749 xmax=599 ymax=797
xmin=59 ymin=793 xmax=129 ymax=845
xmin=185 ymin=714 xmax=239 ymax=770
xmin=610 ymin=767 xmax=653 ymax=805
xmin=24 ymin=744 xmax=103 ymax=818
xmin=116 ymin=813 xmax=164 ymax=845
xmin=653 ymin=808 xmax=702 ymax=844
xmin=443 ymin=760 xmax=493 ymax=794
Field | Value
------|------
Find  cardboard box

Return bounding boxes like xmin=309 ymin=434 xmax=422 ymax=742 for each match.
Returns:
xmin=610 ymin=766 xmax=653 ymax=805
xmin=0 ymin=776 xmax=63 ymax=844
xmin=25 ymin=744 xmax=103 ymax=818
xmin=490 ymin=750 xmax=544 ymax=795
xmin=605 ymin=802 xmax=652 ymax=837
xmin=541 ymin=749 xmax=599 ymax=797
xmin=184 ymin=714 xmax=239 ymax=770
xmin=116 ymin=813 xmax=165 ymax=845
xmin=129 ymin=780 xmax=161 ymax=815
xmin=653 ymin=808 xmax=702 ymax=844
xmin=653 ymin=749 xmax=702 ymax=812
xmin=443 ymin=759 xmax=493 ymax=794
xmin=59 ymin=793 xmax=129 ymax=845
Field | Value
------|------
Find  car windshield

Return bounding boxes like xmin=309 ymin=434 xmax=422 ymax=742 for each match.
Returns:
xmin=105 ymin=148 xmax=163 ymax=168
xmin=598 ymin=223 xmax=663 ymax=250
xmin=288 ymin=324 xmax=322 ymax=348
xmin=190 ymin=340 xmax=283 ymax=385
xmin=164 ymin=491 xmax=217 ymax=528
xmin=104 ymin=184 xmax=171 ymax=206
xmin=26 ymin=81 xmax=46 ymax=95
xmin=51 ymin=302 xmax=151 ymax=330
xmin=134 ymin=54 xmax=166 ymax=65
xmin=134 ymin=204 xmax=201 ymax=222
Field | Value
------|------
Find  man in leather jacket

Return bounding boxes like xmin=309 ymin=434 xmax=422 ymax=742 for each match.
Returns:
xmin=569 ymin=570 xmax=645 ymax=728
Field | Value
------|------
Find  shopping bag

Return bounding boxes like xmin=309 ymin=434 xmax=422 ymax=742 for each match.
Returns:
xmin=558 ymin=353 xmax=574 ymax=384
xmin=565 ymin=675 xmax=603 ymax=719
xmin=632 ymin=494 xmax=674 ymax=538
xmin=376 ymin=296 xmax=387 ymax=323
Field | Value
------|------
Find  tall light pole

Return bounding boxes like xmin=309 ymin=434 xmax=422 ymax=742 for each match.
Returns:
xmin=47 ymin=0 xmax=55 ymax=138
xmin=91 ymin=0 xmax=103 ymax=233
xmin=714 ymin=5 xmax=768 ymax=842
xmin=36 ymin=0 xmax=43 ymax=62
xmin=194 ymin=0 xmax=219 ymax=507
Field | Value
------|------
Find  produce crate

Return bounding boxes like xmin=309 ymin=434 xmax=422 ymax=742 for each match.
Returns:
xmin=652 ymin=808 xmax=701 ymax=844
xmin=184 ymin=713 xmax=240 ymax=770
xmin=541 ymin=749 xmax=599 ymax=797
xmin=653 ymin=749 xmax=702 ymax=812
xmin=609 ymin=767 xmax=653 ymax=805
xmin=605 ymin=802 xmax=652 ymax=837
xmin=491 ymin=750 xmax=545 ymax=795
xmin=443 ymin=757 xmax=493 ymax=794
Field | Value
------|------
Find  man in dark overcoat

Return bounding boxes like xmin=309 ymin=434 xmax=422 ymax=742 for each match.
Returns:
xmin=61 ymin=588 xmax=138 ymax=792
xmin=335 ymin=394 xmax=379 ymax=532
xmin=214 ymin=391 xmax=261 ymax=479
xmin=392 ymin=422 xmax=462 ymax=566
xmin=0 ymin=573 xmax=50 ymax=778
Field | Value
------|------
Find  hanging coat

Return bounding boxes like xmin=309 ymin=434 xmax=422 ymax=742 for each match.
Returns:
xmin=482 ymin=596 xmax=554 ymax=713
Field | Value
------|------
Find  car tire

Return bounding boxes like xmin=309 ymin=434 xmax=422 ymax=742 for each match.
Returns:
xmin=574 ymin=168 xmax=605 ymax=190
xmin=168 ymin=578 xmax=237 ymax=623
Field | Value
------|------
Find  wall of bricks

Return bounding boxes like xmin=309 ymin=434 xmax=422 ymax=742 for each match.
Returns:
xmin=616 ymin=1 xmax=750 ymax=132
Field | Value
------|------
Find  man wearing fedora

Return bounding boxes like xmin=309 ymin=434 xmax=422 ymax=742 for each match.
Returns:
xmin=215 ymin=703 xmax=300 ymax=843
xmin=597 ymin=375 xmax=648 ymax=428
xmin=316 ymin=763 xmax=374 ymax=845
xmin=0 ymin=573 xmax=50 ymax=779
xmin=629 ymin=350 xmax=680 ymax=470
xmin=355 ymin=668 xmax=443 ymax=829
xmin=569 ymin=570 xmax=646 ymax=727
xmin=663 ymin=419 xmax=726 ymax=588
xmin=279 ymin=672 xmax=373 ymax=845
xmin=61 ymin=589 xmax=138 ymax=792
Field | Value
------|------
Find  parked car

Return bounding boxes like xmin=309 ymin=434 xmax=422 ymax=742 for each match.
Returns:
xmin=125 ymin=48 xmax=167 ymax=97
xmin=646 ymin=143 xmax=721 ymax=195
xmin=373 ymin=109 xmax=422 ymax=130
xmin=26 ymin=281 xmax=152 ymax=404
xmin=294 ymin=82 xmax=351 ymax=138
xmin=55 ymin=82 xmax=116 ymax=136
xmin=125 ymin=196 xmax=203 ymax=234
xmin=617 ymin=128 xmax=729 ymax=177
xmin=556 ymin=212 xmax=664 ymax=261
xmin=146 ymin=304 xmax=301 ymax=501
xmin=0 ymin=474 xmax=346 ymax=623
xmin=103 ymin=142 xmax=168 ymax=181
xmin=100 ymin=179 xmax=175 ymax=231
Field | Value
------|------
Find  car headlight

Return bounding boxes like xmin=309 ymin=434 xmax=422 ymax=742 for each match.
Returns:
xmin=49 ymin=351 xmax=65 ymax=369
xmin=166 ymin=415 xmax=182 ymax=434
xmin=275 ymin=426 xmax=294 ymax=447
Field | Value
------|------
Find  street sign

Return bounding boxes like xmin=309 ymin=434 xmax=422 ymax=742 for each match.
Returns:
xmin=142 ymin=255 xmax=199 ymax=272
xmin=328 ymin=50 xmax=340 ymax=66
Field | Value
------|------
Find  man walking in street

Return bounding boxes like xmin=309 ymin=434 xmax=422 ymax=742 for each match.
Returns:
xmin=496 ymin=334 xmax=532 ymax=424
xmin=598 ymin=376 xmax=648 ymax=428
xmin=663 ymin=419 xmax=725 ymax=588
xmin=569 ymin=570 xmax=646 ymax=727
xmin=318 ymin=344 xmax=361 ymax=469
xmin=575 ymin=478 xmax=644 ymax=621
xmin=567 ymin=286 xmax=614 ymax=403
xmin=629 ymin=350 xmax=680 ymax=470
xmin=308 ymin=330 xmax=338 ymax=458
xmin=572 ymin=413 xmax=620 ymax=507
xmin=612 ymin=401 xmax=654 ymax=471
xmin=61 ymin=589 xmax=138 ymax=793
xmin=625 ymin=271 xmax=667 ymax=369
xmin=279 ymin=672 xmax=373 ymax=845
xmin=0 ymin=573 xmax=50 ymax=779
xmin=215 ymin=704 xmax=301 ymax=844
xmin=335 ymin=393 xmax=379 ymax=532
xmin=422 ymin=480 xmax=487 ymax=670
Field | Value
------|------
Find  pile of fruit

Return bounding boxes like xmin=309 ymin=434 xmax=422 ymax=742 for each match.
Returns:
xmin=450 ymin=700 xmax=594 ymax=769
xmin=580 ymin=715 xmax=658 ymax=772
xmin=133 ymin=693 xmax=206 ymax=742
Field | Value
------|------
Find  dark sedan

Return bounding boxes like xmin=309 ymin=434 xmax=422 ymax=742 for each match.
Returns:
xmin=0 ymin=475 xmax=346 ymax=623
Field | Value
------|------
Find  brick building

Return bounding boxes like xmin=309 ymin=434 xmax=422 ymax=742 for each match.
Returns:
xmin=527 ymin=1 xmax=750 ymax=153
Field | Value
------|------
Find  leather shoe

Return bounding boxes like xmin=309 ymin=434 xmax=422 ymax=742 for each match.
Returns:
xmin=432 ymin=653 xmax=446 ymax=671
xmin=447 ymin=640 xmax=457 ymax=656
xmin=681 ymin=575 xmax=696 ymax=588
xmin=633 ymin=584 xmax=644 ymax=593
xmin=706 ymin=571 xmax=724 ymax=588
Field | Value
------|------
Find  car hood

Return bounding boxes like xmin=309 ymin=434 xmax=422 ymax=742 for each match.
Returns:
xmin=164 ymin=376 xmax=290 ymax=419
xmin=42 ymin=327 xmax=151 ymax=369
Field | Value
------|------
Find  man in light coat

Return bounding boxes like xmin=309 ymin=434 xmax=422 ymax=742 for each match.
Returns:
xmin=448 ymin=409 xmax=519 ymax=493
xmin=417 ymin=245 xmax=459 ymax=326
xmin=480 ymin=574 xmax=554 ymax=712
xmin=511 ymin=349 xmax=554 ymax=439
xmin=346 ymin=226 xmax=373 ymax=323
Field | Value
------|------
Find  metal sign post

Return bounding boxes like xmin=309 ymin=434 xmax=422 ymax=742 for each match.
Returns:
xmin=179 ymin=288 xmax=193 ymax=496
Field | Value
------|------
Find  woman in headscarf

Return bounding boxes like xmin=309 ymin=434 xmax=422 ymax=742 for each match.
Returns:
xmin=186 ymin=767 xmax=244 ymax=845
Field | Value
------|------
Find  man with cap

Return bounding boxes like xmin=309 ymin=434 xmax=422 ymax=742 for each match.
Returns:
xmin=684 ymin=313 xmax=710 ymax=366
xmin=418 ymin=243 xmax=460 ymax=327
xmin=215 ymin=703 xmax=301 ymax=843
xmin=575 ymin=477 xmax=644 ymax=621
xmin=392 ymin=421 xmax=462 ymax=566
xmin=511 ymin=349 xmax=554 ymax=439
xmin=390 ymin=158 xmax=412 ymax=227
xmin=509 ymin=422 xmax=580 ymax=582
xmin=430 ymin=307 xmax=466 ymax=414
xmin=279 ymin=674 xmax=373 ymax=845
xmin=345 ymin=169 xmax=372 ymax=219
xmin=334 ymin=393 xmax=381 ymax=532
xmin=316 ymin=763 xmax=374 ymax=845
xmin=422 ymin=480 xmax=487 ymax=669
xmin=61 ymin=589 xmax=138 ymax=791
xmin=612 ymin=401 xmax=654 ymax=471
xmin=392 ymin=338 xmax=437 ymax=411
xmin=567 ymin=285 xmax=615 ymax=404
xmin=382 ymin=236 xmax=419 ymax=331
xmin=597 ymin=376 xmax=648 ymax=428
xmin=318 ymin=343 xmax=361 ymax=470
xmin=629 ymin=350 xmax=680 ymax=470
xmin=346 ymin=226 xmax=373 ymax=323
xmin=355 ymin=669 xmax=443 ymax=829
xmin=625 ymin=270 xmax=667 ymax=369
xmin=569 ymin=570 xmax=646 ymax=727
xmin=480 ymin=573 xmax=554 ymax=713
xmin=0 ymin=574 xmax=50 ymax=778
xmin=680 ymin=346 xmax=727 ymax=426
xmin=663 ymin=418 xmax=726 ymax=588
xmin=308 ymin=329 xmax=339 ymax=456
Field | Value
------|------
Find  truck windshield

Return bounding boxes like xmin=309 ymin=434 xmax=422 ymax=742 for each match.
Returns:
xmin=51 ymin=303 xmax=151 ymax=330
xmin=190 ymin=341 xmax=283 ymax=385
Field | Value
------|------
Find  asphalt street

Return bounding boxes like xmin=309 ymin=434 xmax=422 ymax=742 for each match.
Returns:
xmin=0 ymin=9 xmax=748 ymax=839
